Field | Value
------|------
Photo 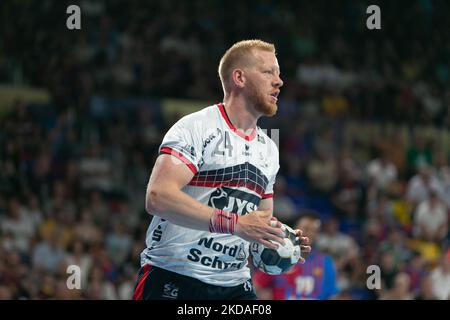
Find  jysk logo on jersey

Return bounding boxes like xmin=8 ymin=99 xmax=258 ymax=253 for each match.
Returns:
xmin=208 ymin=187 xmax=260 ymax=215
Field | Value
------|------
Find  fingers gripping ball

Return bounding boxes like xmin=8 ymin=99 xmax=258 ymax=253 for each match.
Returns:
xmin=250 ymin=224 xmax=301 ymax=275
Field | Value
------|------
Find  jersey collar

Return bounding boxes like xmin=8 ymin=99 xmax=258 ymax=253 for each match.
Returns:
xmin=217 ymin=103 xmax=257 ymax=142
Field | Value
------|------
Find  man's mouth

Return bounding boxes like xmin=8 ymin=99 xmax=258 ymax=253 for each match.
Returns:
xmin=270 ymin=91 xmax=279 ymax=102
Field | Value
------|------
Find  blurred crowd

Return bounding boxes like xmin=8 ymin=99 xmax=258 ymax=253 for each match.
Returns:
xmin=1 ymin=0 xmax=450 ymax=299
xmin=0 ymin=98 xmax=165 ymax=299
xmin=2 ymin=0 xmax=450 ymax=126
xmin=270 ymin=112 xmax=450 ymax=299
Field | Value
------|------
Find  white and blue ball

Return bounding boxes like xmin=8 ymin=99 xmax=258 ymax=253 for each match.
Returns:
xmin=250 ymin=224 xmax=301 ymax=275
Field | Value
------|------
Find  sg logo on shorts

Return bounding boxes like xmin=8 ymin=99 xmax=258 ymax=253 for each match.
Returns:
xmin=162 ymin=282 xmax=179 ymax=299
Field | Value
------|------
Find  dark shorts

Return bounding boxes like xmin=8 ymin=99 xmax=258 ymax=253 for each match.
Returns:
xmin=132 ymin=264 xmax=257 ymax=300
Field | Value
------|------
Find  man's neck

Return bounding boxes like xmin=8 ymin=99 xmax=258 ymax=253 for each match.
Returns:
xmin=222 ymin=95 xmax=259 ymax=135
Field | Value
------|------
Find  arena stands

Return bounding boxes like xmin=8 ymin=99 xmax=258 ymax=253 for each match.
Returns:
xmin=0 ymin=0 xmax=449 ymax=299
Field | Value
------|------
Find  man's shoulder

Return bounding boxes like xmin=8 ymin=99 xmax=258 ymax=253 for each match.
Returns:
xmin=177 ymin=104 xmax=218 ymax=125
xmin=166 ymin=104 xmax=219 ymax=138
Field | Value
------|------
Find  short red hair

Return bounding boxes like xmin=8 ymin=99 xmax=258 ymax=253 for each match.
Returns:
xmin=218 ymin=39 xmax=275 ymax=94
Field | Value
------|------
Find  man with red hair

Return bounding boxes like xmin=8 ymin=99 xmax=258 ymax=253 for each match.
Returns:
xmin=133 ymin=40 xmax=311 ymax=300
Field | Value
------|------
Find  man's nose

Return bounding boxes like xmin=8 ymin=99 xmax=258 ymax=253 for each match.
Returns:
xmin=274 ymin=75 xmax=283 ymax=88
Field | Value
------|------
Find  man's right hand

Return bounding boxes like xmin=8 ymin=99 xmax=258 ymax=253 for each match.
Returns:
xmin=234 ymin=210 xmax=285 ymax=249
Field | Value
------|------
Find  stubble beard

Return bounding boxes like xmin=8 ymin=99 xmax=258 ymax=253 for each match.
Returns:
xmin=246 ymin=79 xmax=278 ymax=117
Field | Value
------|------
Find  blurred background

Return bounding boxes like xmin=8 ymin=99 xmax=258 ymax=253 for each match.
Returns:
xmin=0 ymin=0 xmax=449 ymax=299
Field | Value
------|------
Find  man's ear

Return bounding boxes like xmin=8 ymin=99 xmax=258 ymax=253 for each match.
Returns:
xmin=231 ymin=69 xmax=245 ymax=89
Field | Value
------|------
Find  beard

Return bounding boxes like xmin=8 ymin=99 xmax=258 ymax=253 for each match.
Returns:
xmin=246 ymin=79 xmax=278 ymax=117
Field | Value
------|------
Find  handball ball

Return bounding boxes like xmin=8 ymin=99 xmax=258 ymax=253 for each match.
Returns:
xmin=250 ymin=223 xmax=301 ymax=275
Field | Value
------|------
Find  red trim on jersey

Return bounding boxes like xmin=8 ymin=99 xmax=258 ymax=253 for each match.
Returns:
xmin=217 ymin=103 xmax=257 ymax=141
xmin=160 ymin=147 xmax=198 ymax=174
xmin=133 ymin=264 xmax=152 ymax=300
xmin=262 ymin=193 xmax=274 ymax=199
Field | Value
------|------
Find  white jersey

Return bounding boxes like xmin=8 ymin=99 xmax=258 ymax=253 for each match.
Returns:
xmin=141 ymin=103 xmax=279 ymax=287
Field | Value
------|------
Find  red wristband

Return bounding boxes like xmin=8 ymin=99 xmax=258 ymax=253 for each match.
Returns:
xmin=209 ymin=208 xmax=238 ymax=234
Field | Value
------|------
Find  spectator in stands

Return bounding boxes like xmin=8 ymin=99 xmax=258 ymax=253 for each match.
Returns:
xmin=316 ymin=217 xmax=359 ymax=273
xmin=379 ymin=251 xmax=399 ymax=290
xmin=306 ymin=148 xmax=338 ymax=195
xmin=433 ymin=151 xmax=450 ymax=207
xmin=413 ymin=190 xmax=448 ymax=243
xmin=407 ymin=136 xmax=433 ymax=171
xmin=414 ymin=275 xmax=437 ymax=300
xmin=403 ymin=251 xmax=428 ymax=296
xmin=379 ymin=272 xmax=414 ymax=300
xmin=429 ymin=250 xmax=450 ymax=300
xmin=79 ymin=144 xmax=113 ymax=193
xmin=332 ymin=152 xmax=365 ymax=220
xmin=273 ymin=176 xmax=299 ymax=226
xmin=0 ymin=197 xmax=36 ymax=253
xmin=32 ymin=230 xmax=67 ymax=274
xmin=65 ymin=240 xmax=92 ymax=289
xmin=73 ymin=208 xmax=103 ymax=244
xmin=379 ymin=229 xmax=412 ymax=268
xmin=105 ymin=222 xmax=133 ymax=266
xmin=406 ymin=164 xmax=444 ymax=206
xmin=367 ymin=150 xmax=398 ymax=192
